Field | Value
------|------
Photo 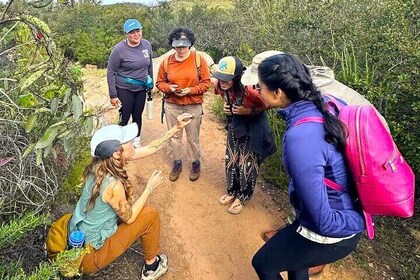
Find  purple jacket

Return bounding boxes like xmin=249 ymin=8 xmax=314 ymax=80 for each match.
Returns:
xmin=278 ymin=100 xmax=365 ymax=237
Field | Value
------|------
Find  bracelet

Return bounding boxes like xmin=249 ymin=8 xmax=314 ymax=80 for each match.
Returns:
xmin=145 ymin=187 xmax=153 ymax=194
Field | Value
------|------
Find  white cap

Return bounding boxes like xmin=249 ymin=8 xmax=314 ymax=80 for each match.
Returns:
xmin=241 ymin=50 xmax=284 ymax=86
xmin=171 ymin=38 xmax=192 ymax=48
xmin=90 ymin=123 xmax=138 ymax=159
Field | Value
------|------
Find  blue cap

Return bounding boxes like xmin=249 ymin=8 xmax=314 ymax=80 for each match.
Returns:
xmin=123 ymin=19 xmax=142 ymax=33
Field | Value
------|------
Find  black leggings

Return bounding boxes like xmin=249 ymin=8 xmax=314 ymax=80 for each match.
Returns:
xmin=252 ymin=221 xmax=361 ymax=280
xmin=117 ymin=87 xmax=146 ymax=137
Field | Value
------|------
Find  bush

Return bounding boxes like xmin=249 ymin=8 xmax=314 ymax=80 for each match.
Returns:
xmin=26 ymin=2 xmax=419 ymax=277
xmin=260 ymin=110 xmax=288 ymax=187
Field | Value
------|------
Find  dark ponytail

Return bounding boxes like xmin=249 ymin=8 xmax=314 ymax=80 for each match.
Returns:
xmin=308 ymin=83 xmax=348 ymax=150
xmin=258 ymin=53 xmax=347 ymax=150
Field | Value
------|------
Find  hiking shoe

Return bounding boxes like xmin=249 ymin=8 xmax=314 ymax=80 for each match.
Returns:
xmin=133 ymin=136 xmax=141 ymax=148
xmin=141 ymin=254 xmax=169 ymax=280
xmin=169 ymin=160 xmax=182 ymax=182
xmin=189 ymin=160 xmax=200 ymax=181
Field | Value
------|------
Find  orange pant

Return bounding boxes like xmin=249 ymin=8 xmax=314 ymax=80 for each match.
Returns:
xmin=80 ymin=206 xmax=160 ymax=274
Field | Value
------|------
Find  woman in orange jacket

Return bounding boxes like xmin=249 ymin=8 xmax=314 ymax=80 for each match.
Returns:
xmin=156 ymin=28 xmax=211 ymax=182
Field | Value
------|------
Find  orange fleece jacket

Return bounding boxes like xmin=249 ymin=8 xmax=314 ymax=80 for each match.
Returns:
xmin=156 ymin=52 xmax=211 ymax=105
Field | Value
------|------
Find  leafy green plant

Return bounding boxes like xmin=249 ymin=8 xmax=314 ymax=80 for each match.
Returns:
xmin=0 ymin=261 xmax=22 ymax=279
xmin=8 ymin=262 xmax=59 ymax=280
xmin=1 ymin=0 xmax=417 ymax=279
xmin=1 ymin=10 xmax=97 ymax=164
xmin=0 ymin=212 xmax=49 ymax=249
xmin=333 ymin=42 xmax=376 ymax=96
xmin=62 ymin=141 xmax=91 ymax=194
xmin=260 ymin=109 xmax=288 ymax=188
xmin=210 ymin=94 xmax=225 ymax=121
xmin=55 ymin=246 xmax=91 ymax=278
xmin=0 ymin=0 xmax=101 ymax=216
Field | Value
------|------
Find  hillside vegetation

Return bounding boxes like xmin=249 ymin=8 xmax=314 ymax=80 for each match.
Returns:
xmin=0 ymin=0 xmax=418 ymax=279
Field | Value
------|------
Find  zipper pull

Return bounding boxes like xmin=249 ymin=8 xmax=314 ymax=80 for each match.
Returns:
xmin=389 ymin=162 xmax=397 ymax=172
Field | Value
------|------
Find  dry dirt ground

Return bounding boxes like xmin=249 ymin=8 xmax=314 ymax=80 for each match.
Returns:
xmin=81 ymin=68 xmax=368 ymax=280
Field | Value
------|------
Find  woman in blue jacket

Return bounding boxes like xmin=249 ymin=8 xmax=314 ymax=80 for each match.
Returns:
xmin=246 ymin=53 xmax=365 ymax=280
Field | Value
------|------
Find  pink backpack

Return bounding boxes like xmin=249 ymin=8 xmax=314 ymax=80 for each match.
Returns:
xmin=294 ymin=95 xmax=415 ymax=239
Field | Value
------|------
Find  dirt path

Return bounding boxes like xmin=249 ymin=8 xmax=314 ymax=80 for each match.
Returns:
xmin=83 ymin=68 xmax=365 ymax=280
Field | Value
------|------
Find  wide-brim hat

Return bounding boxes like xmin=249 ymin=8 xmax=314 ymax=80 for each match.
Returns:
xmin=241 ymin=50 xmax=284 ymax=86
xmin=212 ymin=56 xmax=244 ymax=82
xmin=90 ymin=123 xmax=138 ymax=159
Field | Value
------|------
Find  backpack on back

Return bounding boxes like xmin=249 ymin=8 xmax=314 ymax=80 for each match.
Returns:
xmin=163 ymin=51 xmax=202 ymax=82
xmin=294 ymin=95 xmax=415 ymax=239
xmin=160 ymin=52 xmax=202 ymax=124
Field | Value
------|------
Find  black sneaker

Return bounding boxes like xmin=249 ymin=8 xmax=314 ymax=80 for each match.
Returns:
xmin=169 ymin=160 xmax=182 ymax=182
xmin=189 ymin=160 xmax=200 ymax=181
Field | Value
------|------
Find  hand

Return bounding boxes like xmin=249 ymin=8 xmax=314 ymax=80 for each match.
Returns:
xmin=110 ymin=97 xmax=121 ymax=108
xmin=224 ymin=103 xmax=233 ymax=115
xmin=175 ymin=87 xmax=191 ymax=97
xmin=151 ymin=86 xmax=158 ymax=95
xmin=176 ymin=113 xmax=194 ymax=128
xmin=145 ymin=170 xmax=164 ymax=194
xmin=232 ymin=104 xmax=252 ymax=115
xmin=170 ymin=84 xmax=179 ymax=93
xmin=180 ymin=87 xmax=191 ymax=95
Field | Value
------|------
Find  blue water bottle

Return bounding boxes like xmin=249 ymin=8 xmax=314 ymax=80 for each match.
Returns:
xmin=67 ymin=231 xmax=85 ymax=250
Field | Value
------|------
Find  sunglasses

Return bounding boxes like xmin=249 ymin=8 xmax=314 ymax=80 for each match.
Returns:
xmin=253 ymin=84 xmax=268 ymax=94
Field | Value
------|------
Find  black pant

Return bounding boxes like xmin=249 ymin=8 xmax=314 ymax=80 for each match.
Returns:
xmin=252 ymin=221 xmax=361 ymax=280
xmin=117 ymin=87 xmax=146 ymax=137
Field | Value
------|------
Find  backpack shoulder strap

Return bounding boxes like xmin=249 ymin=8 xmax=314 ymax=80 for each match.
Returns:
xmin=293 ymin=117 xmax=324 ymax=127
xmin=194 ymin=52 xmax=202 ymax=80
xmin=324 ymin=178 xmax=345 ymax=191
xmin=294 ymin=118 xmax=348 ymax=194
xmin=163 ymin=54 xmax=173 ymax=82
xmin=324 ymin=94 xmax=345 ymax=113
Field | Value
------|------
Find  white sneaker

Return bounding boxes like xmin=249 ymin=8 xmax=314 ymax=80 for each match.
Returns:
xmin=141 ymin=254 xmax=169 ymax=280
xmin=133 ymin=136 xmax=141 ymax=148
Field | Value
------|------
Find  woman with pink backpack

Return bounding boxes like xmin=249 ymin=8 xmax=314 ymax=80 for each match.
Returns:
xmin=245 ymin=53 xmax=365 ymax=280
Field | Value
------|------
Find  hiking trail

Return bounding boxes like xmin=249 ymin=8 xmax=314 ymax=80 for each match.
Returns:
xmin=83 ymin=68 xmax=365 ymax=280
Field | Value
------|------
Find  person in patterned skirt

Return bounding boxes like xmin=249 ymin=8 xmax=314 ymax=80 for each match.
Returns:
xmin=212 ymin=56 xmax=276 ymax=214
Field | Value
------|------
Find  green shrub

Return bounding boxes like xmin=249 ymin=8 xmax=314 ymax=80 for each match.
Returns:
xmin=0 ymin=261 xmax=22 ymax=279
xmin=0 ymin=212 xmax=49 ymax=249
xmin=210 ymin=94 xmax=225 ymax=121
xmin=260 ymin=110 xmax=288 ymax=188
xmin=63 ymin=139 xmax=91 ymax=194
xmin=8 ymin=262 xmax=59 ymax=280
